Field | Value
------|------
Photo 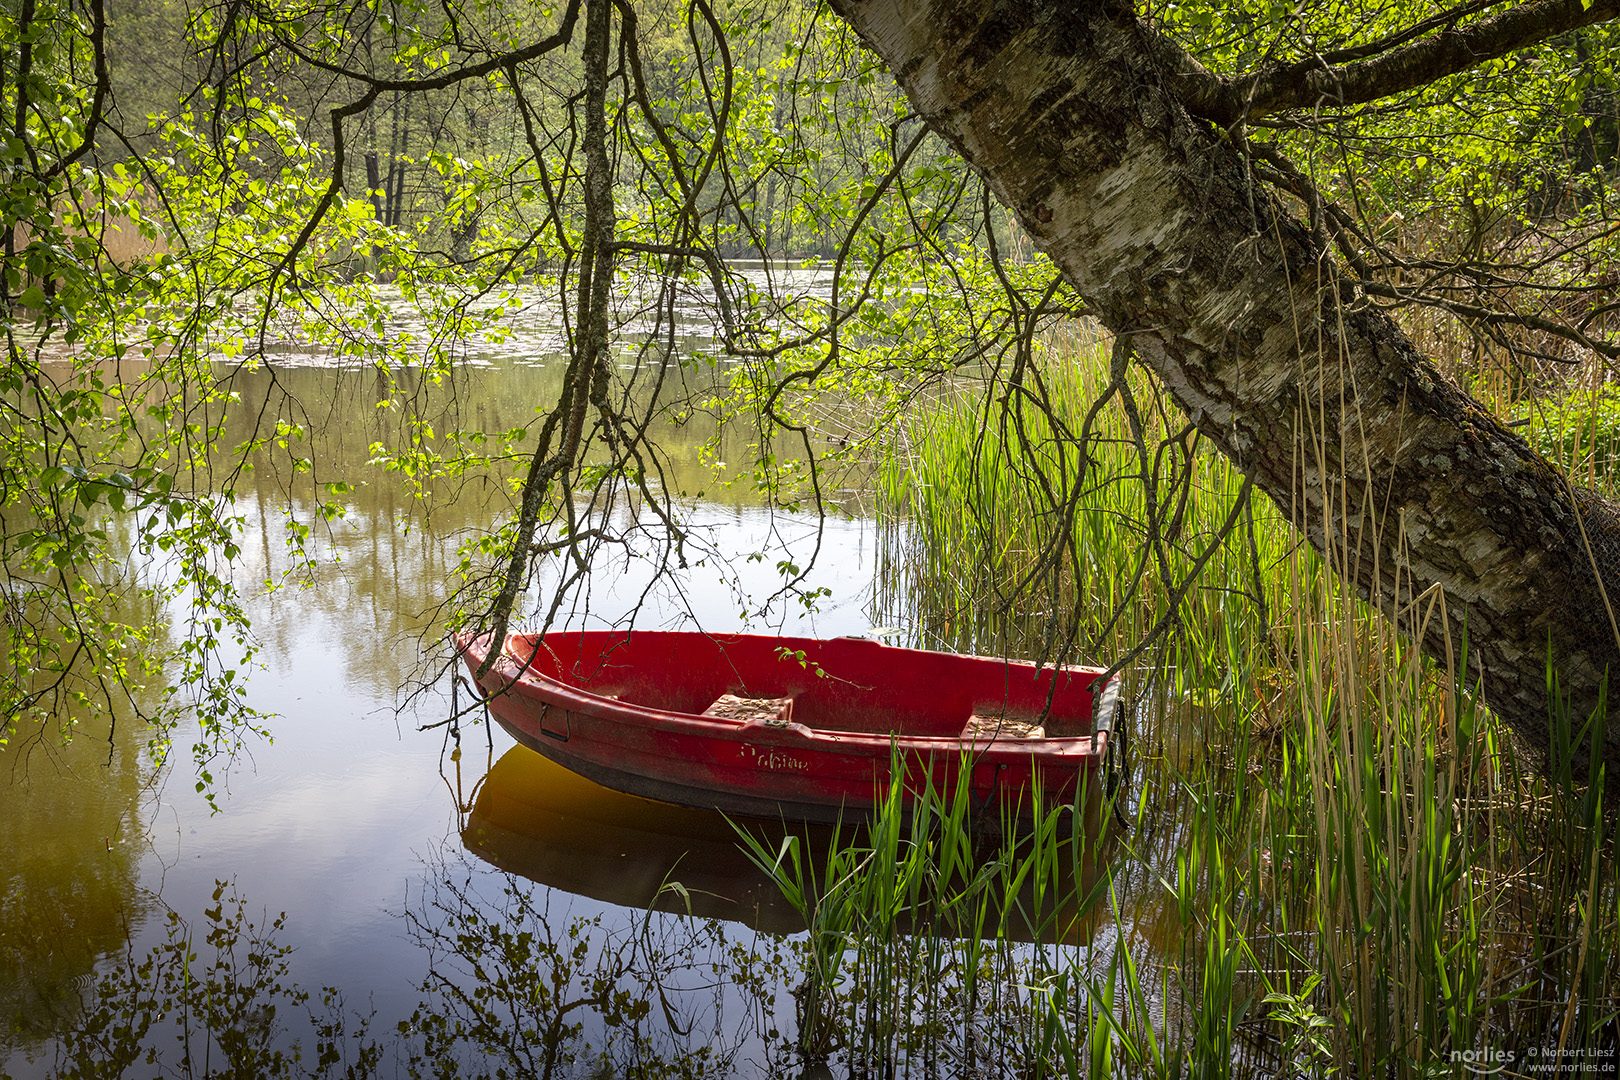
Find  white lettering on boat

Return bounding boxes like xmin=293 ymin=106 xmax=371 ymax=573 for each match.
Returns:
xmin=741 ymin=743 xmax=810 ymax=771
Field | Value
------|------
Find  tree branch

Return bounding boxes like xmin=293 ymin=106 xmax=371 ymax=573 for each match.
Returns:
xmin=273 ymin=0 xmax=580 ymax=95
xmin=1162 ymin=0 xmax=1620 ymax=125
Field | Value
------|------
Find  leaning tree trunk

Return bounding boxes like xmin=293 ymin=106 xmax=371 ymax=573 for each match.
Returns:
xmin=828 ymin=0 xmax=1620 ymax=780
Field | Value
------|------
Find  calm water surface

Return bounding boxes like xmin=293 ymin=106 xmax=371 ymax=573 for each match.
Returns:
xmin=0 ymin=349 xmax=892 ymax=1075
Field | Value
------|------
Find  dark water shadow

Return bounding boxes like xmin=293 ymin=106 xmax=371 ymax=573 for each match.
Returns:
xmin=462 ymin=745 xmax=824 ymax=934
xmin=461 ymin=745 xmax=1112 ymax=946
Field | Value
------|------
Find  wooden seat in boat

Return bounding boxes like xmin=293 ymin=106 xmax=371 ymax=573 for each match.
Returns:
xmin=963 ymin=712 xmax=1046 ymax=741
xmin=704 ymin=693 xmax=795 ymax=728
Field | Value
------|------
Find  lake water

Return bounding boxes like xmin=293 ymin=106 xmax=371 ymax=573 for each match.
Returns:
xmin=0 ymin=343 xmax=949 ymax=1076
xmin=0 ymin=255 xmax=1164 ymax=1075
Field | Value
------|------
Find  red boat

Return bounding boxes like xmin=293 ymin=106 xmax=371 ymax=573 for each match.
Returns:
xmin=458 ymin=630 xmax=1117 ymax=826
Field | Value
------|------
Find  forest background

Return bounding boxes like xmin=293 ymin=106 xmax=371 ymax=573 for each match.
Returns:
xmin=8 ymin=0 xmax=1620 ymax=1073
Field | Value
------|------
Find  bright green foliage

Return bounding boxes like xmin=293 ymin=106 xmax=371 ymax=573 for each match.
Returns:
xmin=1157 ymin=1 xmax=1619 ymax=219
xmin=1 ymin=2 xmax=264 ymax=787
xmin=0 ymin=0 xmax=553 ymax=785
xmin=1521 ymin=383 xmax=1620 ymax=486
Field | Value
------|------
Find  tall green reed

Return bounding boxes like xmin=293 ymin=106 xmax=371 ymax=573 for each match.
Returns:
xmin=841 ymin=330 xmax=1620 ymax=1074
xmin=733 ymin=748 xmax=1113 ymax=1076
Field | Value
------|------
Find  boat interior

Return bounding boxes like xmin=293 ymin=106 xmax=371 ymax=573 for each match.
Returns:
xmin=502 ymin=631 xmax=1106 ymax=740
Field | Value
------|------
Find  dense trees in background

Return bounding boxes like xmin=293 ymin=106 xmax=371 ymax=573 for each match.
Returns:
xmin=6 ymin=0 xmax=1620 ymax=783
xmin=101 ymin=0 xmax=943 ymax=261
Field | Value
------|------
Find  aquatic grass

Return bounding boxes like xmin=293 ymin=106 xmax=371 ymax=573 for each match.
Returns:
xmin=874 ymin=329 xmax=1308 ymax=708
xmin=732 ymin=748 xmax=1117 ymax=1075
xmin=848 ymin=330 xmax=1620 ymax=1074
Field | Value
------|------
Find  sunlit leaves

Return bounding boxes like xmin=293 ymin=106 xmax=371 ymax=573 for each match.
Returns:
xmin=7 ymin=0 xmax=1057 ymax=794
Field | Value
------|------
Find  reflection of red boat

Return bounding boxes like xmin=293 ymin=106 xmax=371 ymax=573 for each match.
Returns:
xmin=462 ymin=746 xmax=1106 ymax=945
xmin=463 ymin=746 xmax=821 ymax=933
xmin=460 ymin=631 xmax=1117 ymax=825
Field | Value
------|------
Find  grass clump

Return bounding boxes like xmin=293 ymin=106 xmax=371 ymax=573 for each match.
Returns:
xmin=837 ymin=331 xmax=1620 ymax=1075
xmin=1520 ymin=378 xmax=1620 ymax=489
xmin=734 ymin=753 xmax=1114 ymax=1077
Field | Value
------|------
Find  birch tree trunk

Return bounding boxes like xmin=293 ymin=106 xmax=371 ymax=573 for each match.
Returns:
xmin=828 ymin=0 xmax=1620 ymax=779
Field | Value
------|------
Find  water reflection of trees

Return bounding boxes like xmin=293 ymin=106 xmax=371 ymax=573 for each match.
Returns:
xmin=37 ymin=881 xmax=377 ymax=1080
xmin=41 ymin=856 xmax=793 ymax=1079
xmin=401 ymin=850 xmax=792 ymax=1079
xmin=34 ymin=833 xmax=1116 ymax=1079
xmin=0 ymin=721 xmax=155 ymax=1053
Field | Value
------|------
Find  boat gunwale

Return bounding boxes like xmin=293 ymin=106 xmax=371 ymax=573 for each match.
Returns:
xmin=475 ymin=632 xmax=1114 ymax=763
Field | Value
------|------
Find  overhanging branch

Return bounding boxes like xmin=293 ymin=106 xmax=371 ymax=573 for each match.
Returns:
xmin=1159 ymin=0 xmax=1620 ymax=125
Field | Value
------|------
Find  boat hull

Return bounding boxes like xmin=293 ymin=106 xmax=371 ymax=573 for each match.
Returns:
xmin=460 ymin=631 xmax=1117 ymax=826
